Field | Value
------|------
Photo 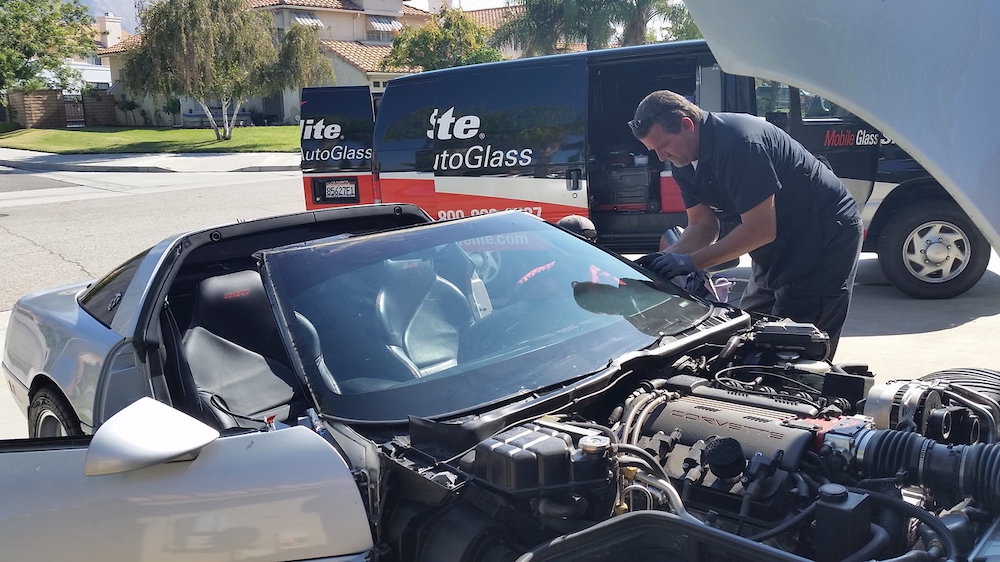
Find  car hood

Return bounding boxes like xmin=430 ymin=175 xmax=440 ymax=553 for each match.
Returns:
xmin=684 ymin=0 xmax=1000 ymax=252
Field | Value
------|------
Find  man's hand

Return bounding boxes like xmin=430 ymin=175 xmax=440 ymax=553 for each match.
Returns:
xmin=638 ymin=252 xmax=696 ymax=279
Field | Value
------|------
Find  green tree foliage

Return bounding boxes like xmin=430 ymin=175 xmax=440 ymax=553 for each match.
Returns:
xmin=383 ymin=7 xmax=502 ymax=71
xmin=619 ymin=0 xmax=666 ymax=46
xmin=0 ymin=0 xmax=96 ymax=103
xmin=122 ymin=0 xmax=333 ymax=140
xmin=490 ymin=0 xmax=568 ymax=57
xmin=660 ymin=1 xmax=702 ymax=41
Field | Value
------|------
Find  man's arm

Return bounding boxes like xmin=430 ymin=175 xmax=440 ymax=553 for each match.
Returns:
xmin=661 ymin=204 xmax=720 ymax=253
xmin=688 ymin=195 xmax=777 ymax=270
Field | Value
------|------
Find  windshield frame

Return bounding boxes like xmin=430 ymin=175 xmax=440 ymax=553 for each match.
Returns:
xmin=257 ymin=211 xmax=719 ymax=423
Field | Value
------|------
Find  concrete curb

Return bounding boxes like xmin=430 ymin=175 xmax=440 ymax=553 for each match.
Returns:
xmin=231 ymin=165 xmax=302 ymax=172
xmin=0 ymin=158 xmax=174 ymax=173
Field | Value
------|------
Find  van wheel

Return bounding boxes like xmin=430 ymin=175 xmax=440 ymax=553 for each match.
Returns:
xmin=876 ymin=202 xmax=989 ymax=299
xmin=28 ymin=387 xmax=83 ymax=438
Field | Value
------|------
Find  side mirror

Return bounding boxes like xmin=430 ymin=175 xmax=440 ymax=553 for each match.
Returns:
xmin=84 ymin=397 xmax=219 ymax=476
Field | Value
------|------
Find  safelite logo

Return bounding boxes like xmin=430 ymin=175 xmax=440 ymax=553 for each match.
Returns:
xmin=300 ymin=118 xmax=372 ymax=162
xmin=301 ymin=118 xmax=342 ymax=140
xmin=427 ymin=107 xmax=532 ymax=171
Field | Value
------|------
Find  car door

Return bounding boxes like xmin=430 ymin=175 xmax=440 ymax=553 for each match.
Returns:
xmin=0 ymin=398 xmax=373 ymax=561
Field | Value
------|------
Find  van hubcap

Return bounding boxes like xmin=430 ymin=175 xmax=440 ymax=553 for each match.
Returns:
xmin=903 ymin=220 xmax=970 ymax=283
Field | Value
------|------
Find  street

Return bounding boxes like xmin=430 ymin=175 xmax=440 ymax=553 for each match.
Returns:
xmin=1 ymin=166 xmax=999 ymax=439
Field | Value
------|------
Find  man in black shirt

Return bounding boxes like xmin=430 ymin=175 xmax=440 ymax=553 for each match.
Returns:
xmin=630 ymin=90 xmax=862 ymax=357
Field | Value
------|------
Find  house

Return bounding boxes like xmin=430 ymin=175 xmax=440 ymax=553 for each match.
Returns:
xmin=97 ymin=0 xmax=432 ymax=125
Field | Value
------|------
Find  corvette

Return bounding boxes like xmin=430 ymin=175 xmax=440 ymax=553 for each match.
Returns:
xmin=4 ymin=203 xmax=1000 ymax=561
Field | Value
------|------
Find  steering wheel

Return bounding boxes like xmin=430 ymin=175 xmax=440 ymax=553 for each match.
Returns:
xmin=469 ymin=250 xmax=502 ymax=283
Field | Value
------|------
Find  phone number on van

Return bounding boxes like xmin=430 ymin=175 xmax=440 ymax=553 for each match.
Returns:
xmin=438 ymin=207 xmax=543 ymax=220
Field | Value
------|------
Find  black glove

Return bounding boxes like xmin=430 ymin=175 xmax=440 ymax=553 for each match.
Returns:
xmin=647 ymin=252 xmax=697 ymax=279
xmin=634 ymin=252 xmax=662 ymax=268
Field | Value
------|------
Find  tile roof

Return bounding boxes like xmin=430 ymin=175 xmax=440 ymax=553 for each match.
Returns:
xmin=320 ymin=40 xmax=420 ymax=73
xmin=245 ymin=0 xmax=427 ymax=13
xmin=464 ymin=5 xmax=523 ymax=31
xmin=246 ymin=0 xmax=361 ymax=9
xmin=97 ymin=33 xmax=142 ymax=56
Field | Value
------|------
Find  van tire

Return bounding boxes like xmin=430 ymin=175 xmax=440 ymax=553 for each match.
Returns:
xmin=876 ymin=202 xmax=989 ymax=299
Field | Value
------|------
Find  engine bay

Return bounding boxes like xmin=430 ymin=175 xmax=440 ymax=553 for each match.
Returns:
xmin=354 ymin=320 xmax=1000 ymax=562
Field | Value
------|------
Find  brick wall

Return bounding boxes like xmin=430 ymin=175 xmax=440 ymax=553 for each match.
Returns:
xmin=6 ymin=90 xmax=67 ymax=129
xmin=83 ymin=92 xmax=119 ymax=126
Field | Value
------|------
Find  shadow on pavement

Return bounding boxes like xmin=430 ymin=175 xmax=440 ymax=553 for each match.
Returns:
xmin=714 ymin=256 xmax=1000 ymax=337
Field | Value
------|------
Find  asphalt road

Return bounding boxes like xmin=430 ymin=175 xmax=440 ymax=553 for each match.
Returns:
xmin=1 ymin=167 xmax=999 ymax=439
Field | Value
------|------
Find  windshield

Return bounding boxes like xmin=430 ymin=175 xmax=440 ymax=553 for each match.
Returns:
xmin=258 ymin=212 xmax=712 ymax=422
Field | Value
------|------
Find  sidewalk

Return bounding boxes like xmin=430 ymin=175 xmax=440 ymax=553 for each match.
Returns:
xmin=0 ymin=147 xmax=300 ymax=173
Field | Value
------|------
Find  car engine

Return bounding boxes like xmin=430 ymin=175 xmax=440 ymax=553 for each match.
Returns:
xmin=354 ymin=321 xmax=1000 ymax=562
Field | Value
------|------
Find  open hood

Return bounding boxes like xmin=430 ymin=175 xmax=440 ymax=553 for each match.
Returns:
xmin=684 ymin=0 xmax=1000 ymax=252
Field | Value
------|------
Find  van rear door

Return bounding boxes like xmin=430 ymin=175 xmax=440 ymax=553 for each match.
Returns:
xmin=374 ymin=59 xmax=588 ymax=221
xmin=301 ymin=86 xmax=376 ymax=210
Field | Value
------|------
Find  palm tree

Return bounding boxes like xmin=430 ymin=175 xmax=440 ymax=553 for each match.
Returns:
xmin=490 ymin=0 xmax=567 ymax=56
xmin=618 ymin=0 xmax=663 ymax=46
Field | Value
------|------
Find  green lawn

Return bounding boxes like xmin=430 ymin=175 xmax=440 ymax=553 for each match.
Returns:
xmin=0 ymin=125 xmax=300 ymax=153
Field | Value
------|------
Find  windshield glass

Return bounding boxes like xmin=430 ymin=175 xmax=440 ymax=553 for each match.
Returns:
xmin=258 ymin=212 xmax=711 ymax=422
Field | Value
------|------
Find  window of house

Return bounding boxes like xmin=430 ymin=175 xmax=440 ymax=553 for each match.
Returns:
xmin=292 ymin=11 xmax=323 ymax=27
xmin=367 ymin=15 xmax=402 ymax=43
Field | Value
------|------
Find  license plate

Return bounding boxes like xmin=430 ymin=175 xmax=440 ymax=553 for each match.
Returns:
xmin=325 ymin=180 xmax=356 ymax=199
xmin=312 ymin=177 xmax=360 ymax=203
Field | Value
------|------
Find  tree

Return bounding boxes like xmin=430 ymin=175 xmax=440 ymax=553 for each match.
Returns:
xmin=618 ymin=0 xmax=666 ymax=47
xmin=490 ymin=0 xmax=568 ymax=57
xmin=660 ymin=1 xmax=702 ymax=41
xmin=382 ymin=7 xmax=501 ymax=71
xmin=0 ymin=0 xmax=96 ymax=104
xmin=121 ymin=0 xmax=333 ymax=140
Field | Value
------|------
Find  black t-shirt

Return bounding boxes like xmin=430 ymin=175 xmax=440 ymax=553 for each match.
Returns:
xmin=672 ymin=112 xmax=859 ymax=289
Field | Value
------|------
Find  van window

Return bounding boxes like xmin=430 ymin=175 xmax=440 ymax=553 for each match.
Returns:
xmin=376 ymin=61 xmax=587 ymax=175
xmin=798 ymin=88 xmax=857 ymax=120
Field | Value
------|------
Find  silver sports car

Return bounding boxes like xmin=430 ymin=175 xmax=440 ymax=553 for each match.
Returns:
xmin=4 ymin=203 xmax=1000 ymax=561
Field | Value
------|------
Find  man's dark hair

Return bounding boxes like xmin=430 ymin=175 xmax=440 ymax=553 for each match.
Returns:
xmin=629 ymin=90 xmax=702 ymax=138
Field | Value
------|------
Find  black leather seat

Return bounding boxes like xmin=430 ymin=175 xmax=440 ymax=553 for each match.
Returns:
xmin=181 ymin=270 xmax=307 ymax=429
xmin=376 ymin=259 xmax=474 ymax=377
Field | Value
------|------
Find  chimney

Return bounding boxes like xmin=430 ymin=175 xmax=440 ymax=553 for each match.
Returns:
xmin=96 ymin=13 xmax=123 ymax=49
xmin=427 ymin=0 xmax=457 ymax=14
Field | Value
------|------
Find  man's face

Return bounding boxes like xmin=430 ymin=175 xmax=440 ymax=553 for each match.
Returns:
xmin=639 ymin=118 xmax=699 ymax=167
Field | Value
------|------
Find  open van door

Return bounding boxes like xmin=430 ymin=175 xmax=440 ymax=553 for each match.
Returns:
xmin=301 ymin=86 xmax=377 ymax=210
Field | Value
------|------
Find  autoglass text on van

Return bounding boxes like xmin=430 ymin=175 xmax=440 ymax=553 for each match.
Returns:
xmin=427 ymin=107 xmax=533 ymax=171
xmin=300 ymin=118 xmax=373 ymax=162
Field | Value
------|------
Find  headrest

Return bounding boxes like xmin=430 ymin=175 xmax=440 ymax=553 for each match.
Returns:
xmin=190 ymin=270 xmax=286 ymax=360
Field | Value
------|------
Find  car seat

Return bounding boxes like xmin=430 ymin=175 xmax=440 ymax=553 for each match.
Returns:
xmin=376 ymin=259 xmax=474 ymax=377
xmin=181 ymin=270 xmax=307 ymax=429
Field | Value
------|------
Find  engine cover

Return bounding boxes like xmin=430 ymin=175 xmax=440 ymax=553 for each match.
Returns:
xmin=647 ymin=395 xmax=812 ymax=470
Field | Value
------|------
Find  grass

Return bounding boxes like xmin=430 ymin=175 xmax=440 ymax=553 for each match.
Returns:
xmin=0 ymin=125 xmax=300 ymax=153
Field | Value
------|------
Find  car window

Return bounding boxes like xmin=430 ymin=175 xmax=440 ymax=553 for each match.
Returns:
xmin=258 ymin=212 xmax=713 ymax=422
xmin=78 ymin=250 xmax=150 ymax=327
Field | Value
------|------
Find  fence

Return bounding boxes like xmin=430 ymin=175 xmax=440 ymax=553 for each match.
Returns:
xmin=5 ymin=90 xmax=120 ymax=128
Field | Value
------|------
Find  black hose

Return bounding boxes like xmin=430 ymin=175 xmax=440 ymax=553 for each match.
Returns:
xmin=847 ymin=487 xmax=959 ymax=561
xmin=616 ymin=443 xmax=668 ymax=479
xmin=566 ymin=421 xmax=620 ymax=445
xmin=842 ymin=523 xmax=889 ymax=562
xmin=749 ymin=502 xmax=817 ymax=541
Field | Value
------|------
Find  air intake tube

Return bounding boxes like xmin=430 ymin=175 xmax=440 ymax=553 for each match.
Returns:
xmin=858 ymin=429 xmax=1000 ymax=510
